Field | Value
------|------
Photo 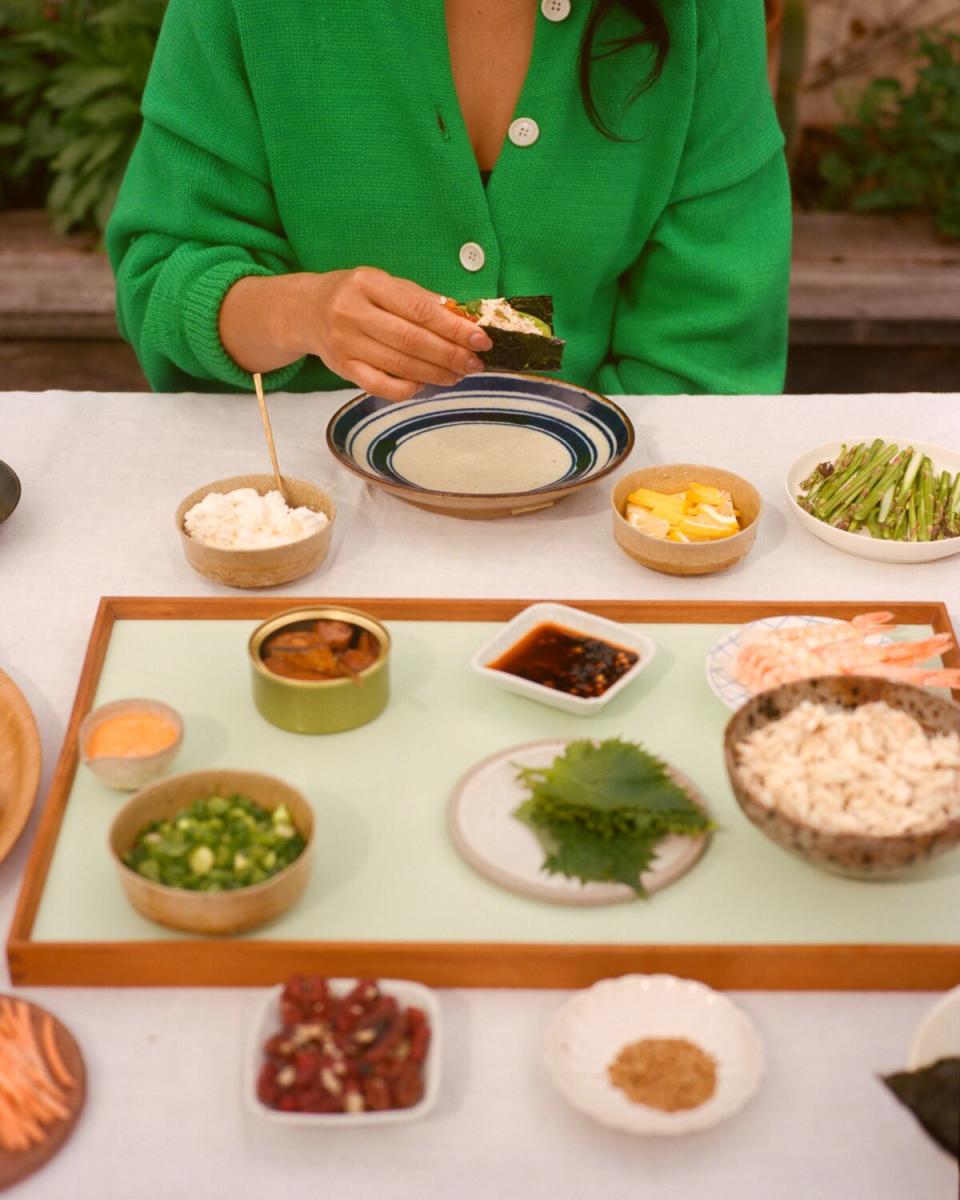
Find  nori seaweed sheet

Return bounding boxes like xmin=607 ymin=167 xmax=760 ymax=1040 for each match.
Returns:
xmin=473 ymin=294 xmax=566 ymax=373
xmin=881 ymin=1057 xmax=960 ymax=1159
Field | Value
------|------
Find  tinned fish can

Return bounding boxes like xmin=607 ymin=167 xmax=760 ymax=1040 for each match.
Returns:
xmin=248 ymin=605 xmax=391 ymax=734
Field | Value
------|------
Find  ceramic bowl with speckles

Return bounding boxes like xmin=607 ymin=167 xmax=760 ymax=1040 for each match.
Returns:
xmin=724 ymin=675 xmax=960 ymax=879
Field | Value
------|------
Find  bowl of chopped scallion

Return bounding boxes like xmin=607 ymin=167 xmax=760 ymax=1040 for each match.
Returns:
xmin=109 ymin=769 xmax=314 ymax=934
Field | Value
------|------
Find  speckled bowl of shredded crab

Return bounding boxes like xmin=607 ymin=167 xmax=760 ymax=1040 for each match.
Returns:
xmin=724 ymin=675 xmax=960 ymax=878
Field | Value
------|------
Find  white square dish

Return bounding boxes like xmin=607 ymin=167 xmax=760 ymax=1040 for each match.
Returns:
xmin=245 ymin=977 xmax=442 ymax=1126
xmin=470 ymin=602 xmax=656 ymax=715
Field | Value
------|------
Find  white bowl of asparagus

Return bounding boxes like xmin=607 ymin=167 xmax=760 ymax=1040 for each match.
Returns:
xmin=786 ymin=438 xmax=960 ymax=563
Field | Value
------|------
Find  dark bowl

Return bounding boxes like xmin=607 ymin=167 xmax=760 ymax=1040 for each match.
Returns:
xmin=0 ymin=461 xmax=21 ymax=525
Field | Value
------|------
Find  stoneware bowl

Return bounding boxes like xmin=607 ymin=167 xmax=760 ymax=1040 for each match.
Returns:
xmin=326 ymin=372 xmax=634 ymax=518
xmin=79 ymin=697 xmax=183 ymax=790
xmin=611 ymin=464 xmax=762 ymax=576
xmin=109 ymin=768 xmax=314 ymax=934
xmin=175 ymin=473 xmax=335 ymax=589
xmin=724 ymin=675 xmax=960 ymax=879
xmin=248 ymin=605 xmax=391 ymax=735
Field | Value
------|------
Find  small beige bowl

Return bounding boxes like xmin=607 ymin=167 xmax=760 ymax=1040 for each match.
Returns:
xmin=176 ymin=474 xmax=336 ymax=589
xmin=79 ymin=698 xmax=183 ymax=790
xmin=611 ymin=465 xmax=762 ymax=576
xmin=724 ymin=675 xmax=960 ymax=879
xmin=109 ymin=768 xmax=314 ymax=934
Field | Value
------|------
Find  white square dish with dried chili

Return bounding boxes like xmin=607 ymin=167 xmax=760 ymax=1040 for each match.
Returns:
xmin=246 ymin=976 xmax=441 ymax=1125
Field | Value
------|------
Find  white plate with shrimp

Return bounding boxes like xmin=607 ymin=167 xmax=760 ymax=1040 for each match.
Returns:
xmin=705 ymin=611 xmax=959 ymax=711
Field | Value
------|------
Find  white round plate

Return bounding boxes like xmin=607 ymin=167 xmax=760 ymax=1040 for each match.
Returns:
xmin=786 ymin=438 xmax=960 ymax=563
xmin=908 ymin=984 xmax=960 ymax=1070
xmin=545 ymin=974 xmax=764 ymax=1135
xmin=447 ymin=739 xmax=709 ymax=905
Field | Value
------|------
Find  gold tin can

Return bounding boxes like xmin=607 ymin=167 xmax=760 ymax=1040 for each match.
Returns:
xmin=248 ymin=605 xmax=391 ymax=734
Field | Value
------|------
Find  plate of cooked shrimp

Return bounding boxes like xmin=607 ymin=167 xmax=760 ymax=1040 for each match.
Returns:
xmin=705 ymin=611 xmax=960 ymax=712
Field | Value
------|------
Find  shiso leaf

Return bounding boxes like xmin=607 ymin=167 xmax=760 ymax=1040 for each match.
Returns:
xmin=534 ymin=818 xmax=659 ymax=892
xmin=513 ymin=739 xmax=711 ymax=896
xmin=881 ymin=1057 xmax=960 ymax=1159
xmin=516 ymin=738 xmax=697 ymax=815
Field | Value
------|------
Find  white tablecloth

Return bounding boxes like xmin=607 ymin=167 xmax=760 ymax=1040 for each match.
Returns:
xmin=0 ymin=390 xmax=957 ymax=1199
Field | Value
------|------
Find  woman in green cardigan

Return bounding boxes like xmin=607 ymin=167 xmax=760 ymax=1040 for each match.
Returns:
xmin=107 ymin=0 xmax=791 ymax=398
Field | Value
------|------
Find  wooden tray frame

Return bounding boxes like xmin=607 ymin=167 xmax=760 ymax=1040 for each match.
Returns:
xmin=8 ymin=596 xmax=960 ymax=991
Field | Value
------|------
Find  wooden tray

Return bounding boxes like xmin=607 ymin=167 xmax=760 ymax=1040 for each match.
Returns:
xmin=0 ymin=668 xmax=42 ymax=866
xmin=8 ymin=597 xmax=960 ymax=991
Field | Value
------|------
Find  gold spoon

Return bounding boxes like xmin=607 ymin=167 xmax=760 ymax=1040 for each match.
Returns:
xmin=252 ymin=372 xmax=289 ymax=504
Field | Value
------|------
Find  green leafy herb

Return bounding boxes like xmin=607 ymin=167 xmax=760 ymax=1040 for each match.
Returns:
xmin=513 ymin=739 xmax=712 ymax=896
xmin=0 ymin=0 xmax=168 ymax=234
xmin=814 ymin=30 xmax=960 ymax=240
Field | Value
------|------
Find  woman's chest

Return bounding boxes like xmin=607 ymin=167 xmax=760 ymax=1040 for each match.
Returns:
xmin=443 ymin=0 xmax=537 ymax=171
xmin=253 ymin=3 xmax=691 ymax=275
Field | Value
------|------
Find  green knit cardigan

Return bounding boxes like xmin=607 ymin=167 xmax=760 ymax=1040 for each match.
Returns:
xmin=106 ymin=0 xmax=791 ymax=395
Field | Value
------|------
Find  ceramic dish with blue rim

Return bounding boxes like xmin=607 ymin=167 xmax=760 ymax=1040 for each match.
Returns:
xmin=326 ymin=373 xmax=634 ymax=518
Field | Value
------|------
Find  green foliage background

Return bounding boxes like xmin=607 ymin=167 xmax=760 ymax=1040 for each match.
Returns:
xmin=0 ymin=6 xmax=958 ymax=239
xmin=0 ymin=0 xmax=166 ymax=233
xmin=818 ymin=31 xmax=960 ymax=240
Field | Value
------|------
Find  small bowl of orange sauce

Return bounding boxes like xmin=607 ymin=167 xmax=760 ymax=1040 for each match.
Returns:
xmin=79 ymin=698 xmax=183 ymax=790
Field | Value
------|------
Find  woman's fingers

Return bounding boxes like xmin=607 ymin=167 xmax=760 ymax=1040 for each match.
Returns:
xmin=304 ymin=266 xmax=495 ymax=397
xmin=346 ymin=360 xmax=420 ymax=403
xmin=372 ymin=310 xmax=485 ymax=378
xmin=355 ymin=269 xmax=493 ymax=352
xmin=351 ymin=335 xmax=464 ymax=388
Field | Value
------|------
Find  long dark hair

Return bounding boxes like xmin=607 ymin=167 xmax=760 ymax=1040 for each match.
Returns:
xmin=579 ymin=0 xmax=670 ymax=139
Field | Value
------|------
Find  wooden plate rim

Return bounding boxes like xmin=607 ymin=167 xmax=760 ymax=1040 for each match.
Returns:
xmin=0 ymin=669 xmax=41 ymax=865
xmin=0 ymin=994 xmax=86 ymax=1192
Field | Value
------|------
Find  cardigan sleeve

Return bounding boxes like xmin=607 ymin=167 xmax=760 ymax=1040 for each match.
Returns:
xmin=106 ymin=0 xmax=305 ymax=392
xmin=594 ymin=1 xmax=792 ymax=397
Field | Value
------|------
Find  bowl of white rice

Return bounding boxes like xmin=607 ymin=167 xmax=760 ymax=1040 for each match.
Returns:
xmin=724 ymin=675 xmax=960 ymax=878
xmin=176 ymin=474 xmax=335 ymax=588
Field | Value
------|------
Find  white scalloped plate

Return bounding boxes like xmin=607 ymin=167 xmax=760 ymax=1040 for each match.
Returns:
xmin=545 ymin=974 xmax=764 ymax=1135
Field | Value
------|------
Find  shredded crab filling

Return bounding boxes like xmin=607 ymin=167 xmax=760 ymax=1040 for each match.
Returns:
xmin=734 ymin=701 xmax=960 ymax=835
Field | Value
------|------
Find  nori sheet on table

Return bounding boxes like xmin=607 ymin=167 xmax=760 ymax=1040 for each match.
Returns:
xmin=881 ymin=1057 xmax=960 ymax=1159
xmin=475 ymin=295 xmax=566 ymax=373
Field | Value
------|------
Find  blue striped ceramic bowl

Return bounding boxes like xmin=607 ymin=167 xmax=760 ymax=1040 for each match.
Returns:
xmin=326 ymin=373 xmax=634 ymax=518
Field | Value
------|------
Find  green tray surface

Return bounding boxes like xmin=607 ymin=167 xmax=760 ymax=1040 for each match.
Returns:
xmin=33 ymin=619 xmax=960 ymax=945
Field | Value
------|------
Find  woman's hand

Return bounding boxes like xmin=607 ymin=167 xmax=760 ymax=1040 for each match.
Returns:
xmin=220 ymin=268 xmax=492 ymax=399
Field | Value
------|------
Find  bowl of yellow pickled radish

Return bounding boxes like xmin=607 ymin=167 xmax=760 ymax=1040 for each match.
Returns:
xmin=611 ymin=465 xmax=762 ymax=576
